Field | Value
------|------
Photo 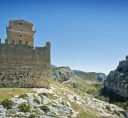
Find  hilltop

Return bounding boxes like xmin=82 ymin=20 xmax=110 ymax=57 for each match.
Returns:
xmin=0 ymin=66 xmax=127 ymax=118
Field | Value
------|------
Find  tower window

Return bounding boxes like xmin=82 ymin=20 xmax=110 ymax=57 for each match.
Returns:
xmin=20 ymin=35 xmax=22 ymax=37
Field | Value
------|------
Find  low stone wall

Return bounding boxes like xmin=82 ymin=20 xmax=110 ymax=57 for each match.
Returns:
xmin=0 ymin=63 xmax=51 ymax=88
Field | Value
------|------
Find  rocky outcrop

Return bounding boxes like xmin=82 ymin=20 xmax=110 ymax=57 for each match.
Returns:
xmin=0 ymin=88 xmax=78 ymax=118
xmin=0 ymin=86 xmax=126 ymax=118
xmin=52 ymin=67 xmax=78 ymax=83
xmin=52 ymin=66 xmax=106 ymax=83
xmin=104 ymin=56 xmax=128 ymax=98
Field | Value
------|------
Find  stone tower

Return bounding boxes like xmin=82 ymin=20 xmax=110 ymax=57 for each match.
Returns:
xmin=0 ymin=19 xmax=51 ymax=88
xmin=6 ymin=19 xmax=35 ymax=47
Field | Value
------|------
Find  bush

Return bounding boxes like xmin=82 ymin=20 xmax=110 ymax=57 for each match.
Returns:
xmin=33 ymin=98 xmax=40 ymax=104
xmin=106 ymin=105 xmax=111 ymax=111
xmin=18 ymin=102 xmax=30 ymax=112
xmin=99 ymin=96 xmax=109 ymax=102
xmin=18 ymin=94 xmax=28 ymax=99
xmin=114 ymin=110 xmax=120 ymax=116
xmin=38 ymin=93 xmax=48 ymax=98
xmin=87 ymin=89 xmax=95 ymax=94
xmin=40 ymin=105 xmax=50 ymax=112
xmin=1 ymin=99 xmax=13 ymax=109
xmin=28 ymin=114 xmax=36 ymax=118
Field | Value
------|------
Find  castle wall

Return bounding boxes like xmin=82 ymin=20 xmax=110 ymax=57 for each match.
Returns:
xmin=0 ymin=42 xmax=51 ymax=88
xmin=0 ymin=42 xmax=51 ymax=64
xmin=0 ymin=19 xmax=51 ymax=88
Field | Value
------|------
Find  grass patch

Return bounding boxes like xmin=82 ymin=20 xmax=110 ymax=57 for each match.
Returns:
xmin=71 ymin=102 xmax=101 ymax=118
xmin=0 ymin=88 xmax=33 ymax=101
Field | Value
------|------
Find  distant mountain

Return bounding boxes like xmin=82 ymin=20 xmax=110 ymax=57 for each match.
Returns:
xmin=74 ymin=70 xmax=106 ymax=83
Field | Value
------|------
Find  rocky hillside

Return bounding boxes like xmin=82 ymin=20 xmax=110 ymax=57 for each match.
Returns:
xmin=0 ymin=66 xmax=127 ymax=118
xmin=0 ymin=80 xmax=126 ymax=118
xmin=52 ymin=66 xmax=106 ymax=83
xmin=52 ymin=66 xmax=104 ymax=94
xmin=104 ymin=56 xmax=128 ymax=98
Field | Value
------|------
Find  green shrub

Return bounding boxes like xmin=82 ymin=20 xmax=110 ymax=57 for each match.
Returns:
xmin=1 ymin=99 xmax=13 ymax=109
xmin=87 ymin=89 xmax=95 ymax=94
xmin=33 ymin=98 xmax=40 ymax=104
xmin=99 ymin=96 xmax=109 ymax=102
xmin=18 ymin=102 xmax=30 ymax=112
xmin=28 ymin=114 xmax=36 ymax=118
xmin=106 ymin=105 xmax=111 ymax=111
xmin=18 ymin=94 xmax=28 ymax=99
xmin=114 ymin=110 xmax=120 ymax=116
xmin=40 ymin=105 xmax=50 ymax=112
xmin=38 ymin=93 xmax=48 ymax=98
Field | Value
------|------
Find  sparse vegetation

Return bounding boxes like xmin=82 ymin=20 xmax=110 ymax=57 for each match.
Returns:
xmin=70 ymin=102 xmax=100 ymax=118
xmin=38 ymin=92 xmax=48 ymax=98
xmin=0 ymin=88 xmax=33 ymax=102
xmin=115 ymin=102 xmax=128 ymax=111
xmin=105 ymin=105 xmax=111 ymax=111
xmin=40 ymin=105 xmax=50 ymax=112
xmin=18 ymin=102 xmax=30 ymax=112
xmin=33 ymin=98 xmax=40 ymax=104
xmin=113 ymin=110 xmax=120 ymax=116
xmin=1 ymin=99 xmax=13 ymax=109
xmin=87 ymin=89 xmax=95 ymax=94
xmin=18 ymin=94 xmax=28 ymax=99
xmin=28 ymin=114 xmax=36 ymax=118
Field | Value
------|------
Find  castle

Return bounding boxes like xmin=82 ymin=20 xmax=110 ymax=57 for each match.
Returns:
xmin=0 ymin=19 xmax=51 ymax=88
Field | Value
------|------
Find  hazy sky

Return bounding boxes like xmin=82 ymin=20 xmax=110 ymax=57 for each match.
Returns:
xmin=0 ymin=0 xmax=128 ymax=74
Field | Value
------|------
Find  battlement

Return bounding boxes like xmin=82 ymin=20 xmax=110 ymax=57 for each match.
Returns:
xmin=0 ymin=41 xmax=51 ymax=64
xmin=0 ymin=19 xmax=51 ymax=88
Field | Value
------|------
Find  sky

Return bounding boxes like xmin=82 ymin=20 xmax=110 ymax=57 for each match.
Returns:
xmin=0 ymin=0 xmax=128 ymax=74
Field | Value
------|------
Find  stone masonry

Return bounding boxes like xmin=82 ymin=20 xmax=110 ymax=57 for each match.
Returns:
xmin=0 ymin=19 xmax=51 ymax=88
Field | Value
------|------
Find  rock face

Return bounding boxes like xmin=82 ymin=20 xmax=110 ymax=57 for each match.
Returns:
xmin=104 ymin=56 xmax=128 ymax=97
xmin=52 ymin=67 xmax=77 ymax=82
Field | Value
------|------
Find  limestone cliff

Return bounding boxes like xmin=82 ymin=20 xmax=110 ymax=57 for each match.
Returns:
xmin=104 ymin=56 xmax=128 ymax=97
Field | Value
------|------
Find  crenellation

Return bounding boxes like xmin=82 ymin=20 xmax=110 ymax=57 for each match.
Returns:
xmin=0 ymin=19 xmax=51 ymax=88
